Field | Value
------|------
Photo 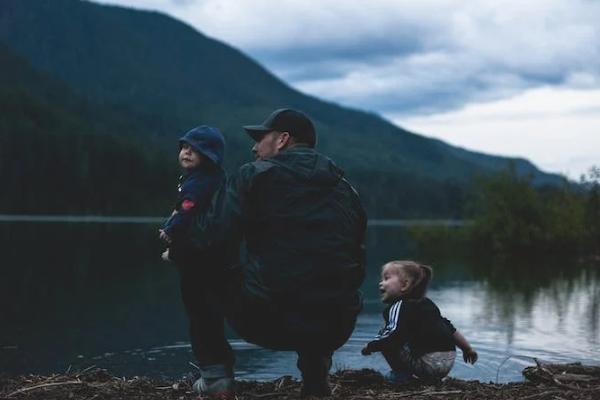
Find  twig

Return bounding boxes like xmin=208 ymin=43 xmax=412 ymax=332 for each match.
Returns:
xmin=274 ymin=376 xmax=294 ymax=391
xmin=496 ymin=355 xmax=513 ymax=384
xmin=76 ymin=365 xmax=97 ymax=377
xmin=7 ymin=380 xmax=83 ymax=397
xmin=189 ymin=361 xmax=201 ymax=371
xmin=518 ymin=390 xmax=560 ymax=400
xmin=391 ymin=389 xmax=463 ymax=398
xmin=331 ymin=383 xmax=340 ymax=396
xmin=37 ymin=375 xmax=59 ymax=386
xmin=246 ymin=392 xmax=286 ymax=399
xmin=533 ymin=358 xmax=552 ymax=372
xmin=555 ymin=373 xmax=599 ymax=383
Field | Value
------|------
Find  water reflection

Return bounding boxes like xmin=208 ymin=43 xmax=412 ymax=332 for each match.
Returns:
xmin=0 ymin=222 xmax=598 ymax=382
xmin=0 ymin=223 xmax=187 ymax=375
xmin=469 ymin=259 xmax=600 ymax=351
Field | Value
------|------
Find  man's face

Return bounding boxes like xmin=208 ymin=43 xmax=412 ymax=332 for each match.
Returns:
xmin=252 ymin=131 xmax=288 ymax=160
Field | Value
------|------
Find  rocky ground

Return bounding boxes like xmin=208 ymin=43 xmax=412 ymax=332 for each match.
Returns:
xmin=1 ymin=362 xmax=599 ymax=399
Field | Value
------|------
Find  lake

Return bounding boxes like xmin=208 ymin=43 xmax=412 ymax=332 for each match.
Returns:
xmin=1 ymin=221 xmax=598 ymax=383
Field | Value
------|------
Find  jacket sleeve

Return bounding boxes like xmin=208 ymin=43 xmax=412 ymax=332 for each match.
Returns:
xmin=442 ymin=317 xmax=457 ymax=334
xmin=162 ymin=204 xmax=194 ymax=237
xmin=183 ymin=167 xmax=251 ymax=254
xmin=365 ymin=301 xmax=407 ymax=353
xmin=163 ymin=176 xmax=219 ymax=238
xmin=428 ymin=297 xmax=456 ymax=335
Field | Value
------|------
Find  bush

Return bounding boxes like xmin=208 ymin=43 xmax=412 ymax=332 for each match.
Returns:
xmin=581 ymin=167 xmax=600 ymax=254
xmin=469 ymin=167 xmax=547 ymax=253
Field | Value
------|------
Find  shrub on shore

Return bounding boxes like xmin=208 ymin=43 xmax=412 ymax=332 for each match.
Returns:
xmin=408 ymin=165 xmax=600 ymax=258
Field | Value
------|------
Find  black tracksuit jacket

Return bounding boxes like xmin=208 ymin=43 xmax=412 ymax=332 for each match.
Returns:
xmin=365 ymin=297 xmax=457 ymax=358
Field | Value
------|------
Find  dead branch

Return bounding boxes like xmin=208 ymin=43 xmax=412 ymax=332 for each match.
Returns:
xmin=7 ymin=380 xmax=83 ymax=397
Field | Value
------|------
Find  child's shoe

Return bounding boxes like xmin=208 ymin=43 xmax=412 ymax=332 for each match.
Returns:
xmin=192 ymin=364 xmax=235 ymax=400
xmin=384 ymin=370 xmax=413 ymax=385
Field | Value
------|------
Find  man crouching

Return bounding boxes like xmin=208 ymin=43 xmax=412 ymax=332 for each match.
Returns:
xmin=180 ymin=108 xmax=367 ymax=398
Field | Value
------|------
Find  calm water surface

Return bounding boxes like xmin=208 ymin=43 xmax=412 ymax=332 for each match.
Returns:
xmin=1 ymin=222 xmax=598 ymax=382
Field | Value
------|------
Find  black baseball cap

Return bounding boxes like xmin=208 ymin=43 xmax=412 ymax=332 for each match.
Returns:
xmin=243 ymin=108 xmax=317 ymax=147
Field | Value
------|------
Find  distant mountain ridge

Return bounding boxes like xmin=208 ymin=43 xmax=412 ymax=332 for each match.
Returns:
xmin=0 ymin=0 xmax=565 ymax=217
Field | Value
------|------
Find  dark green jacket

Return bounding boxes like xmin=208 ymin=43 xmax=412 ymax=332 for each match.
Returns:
xmin=188 ymin=146 xmax=367 ymax=312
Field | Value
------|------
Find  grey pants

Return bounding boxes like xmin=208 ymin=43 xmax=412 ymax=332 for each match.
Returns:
xmin=383 ymin=345 xmax=456 ymax=380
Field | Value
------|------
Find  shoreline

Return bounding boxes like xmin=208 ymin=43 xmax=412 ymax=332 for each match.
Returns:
xmin=2 ymin=362 xmax=599 ymax=399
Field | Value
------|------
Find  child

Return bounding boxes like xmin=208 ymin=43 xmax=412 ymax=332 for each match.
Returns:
xmin=159 ymin=125 xmax=225 ymax=262
xmin=361 ymin=260 xmax=478 ymax=383
xmin=159 ymin=125 xmax=231 ymax=397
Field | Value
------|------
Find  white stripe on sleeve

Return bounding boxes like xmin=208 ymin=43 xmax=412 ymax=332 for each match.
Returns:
xmin=375 ymin=300 xmax=402 ymax=340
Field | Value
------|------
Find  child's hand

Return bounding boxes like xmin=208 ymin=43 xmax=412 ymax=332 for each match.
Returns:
xmin=361 ymin=345 xmax=372 ymax=356
xmin=161 ymin=249 xmax=171 ymax=262
xmin=159 ymin=229 xmax=172 ymax=244
xmin=462 ymin=348 xmax=478 ymax=364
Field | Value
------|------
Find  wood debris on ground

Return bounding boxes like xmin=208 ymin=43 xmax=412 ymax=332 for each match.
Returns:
xmin=1 ymin=362 xmax=599 ymax=399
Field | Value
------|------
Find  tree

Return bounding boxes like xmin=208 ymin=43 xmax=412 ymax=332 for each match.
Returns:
xmin=469 ymin=165 xmax=585 ymax=255
xmin=582 ymin=166 xmax=600 ymax=254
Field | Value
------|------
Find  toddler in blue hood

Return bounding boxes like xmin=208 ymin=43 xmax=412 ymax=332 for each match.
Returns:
xmin=159 ymin=125 xmax=225 ymax=261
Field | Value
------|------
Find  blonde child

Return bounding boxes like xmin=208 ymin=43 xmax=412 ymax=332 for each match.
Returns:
xmin=361 ymin=260 xmax=477 ymax=383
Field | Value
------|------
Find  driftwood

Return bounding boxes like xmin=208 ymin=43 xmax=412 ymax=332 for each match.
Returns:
xmin=6 ymin=381 xmax=83 ymax=398
xmin=1 ymin=363 xmax=599 ymax=399
xmin=521 ymin=360 xmax=600 ymax=393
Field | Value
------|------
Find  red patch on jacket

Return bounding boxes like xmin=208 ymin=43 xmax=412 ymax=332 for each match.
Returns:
xmin=181 ymin=199 xmax=195 ymax=211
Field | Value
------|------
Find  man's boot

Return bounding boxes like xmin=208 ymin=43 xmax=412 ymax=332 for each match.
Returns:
xmin=297 ymin=353 xmax=332 ymax=398
xmin=192 ymin=364 xmax=235 ymax=400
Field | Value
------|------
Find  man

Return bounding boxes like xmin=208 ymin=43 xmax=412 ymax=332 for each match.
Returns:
xmin=183 ymin=108 xmax=367 ymax=398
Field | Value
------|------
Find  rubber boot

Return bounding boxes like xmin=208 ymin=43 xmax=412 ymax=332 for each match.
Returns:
xmin=192 ymin=364 xmax=235 ymax=400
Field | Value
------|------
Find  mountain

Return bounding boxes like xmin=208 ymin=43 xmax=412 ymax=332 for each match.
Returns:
xmin=0 ymin=0 xmax=566 ymax=217
xmin=0 ymin=42 xmax=176 ymax=214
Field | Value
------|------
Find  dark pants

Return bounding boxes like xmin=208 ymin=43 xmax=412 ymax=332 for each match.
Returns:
xmin=178 ymin=263 xmax=357 ymax=377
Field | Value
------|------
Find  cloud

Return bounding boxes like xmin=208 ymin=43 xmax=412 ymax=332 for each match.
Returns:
xmin=398 ymin=87 xmax=600 ymax=178
xmin=292 ymin=51 xmax=534 ymax=114
xmin=96 ymin=0 xmax=600 ymax=116
xmin=93 ymin=0 xmax=600 ymax=175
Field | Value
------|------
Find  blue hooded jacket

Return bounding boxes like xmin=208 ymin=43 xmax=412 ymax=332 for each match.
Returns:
xmin=162 ymin=126 xmax=225 ymax=239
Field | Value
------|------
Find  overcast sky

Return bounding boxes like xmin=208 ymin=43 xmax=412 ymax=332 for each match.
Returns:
xmin=96 ymin=0 xmax=599 ymax=178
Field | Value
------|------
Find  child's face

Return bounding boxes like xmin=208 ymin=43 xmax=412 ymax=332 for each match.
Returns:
xmin=179 ymin=143 xmax=203 ymax=170
xmin=379 ymin=264 xmax=412 ymax=303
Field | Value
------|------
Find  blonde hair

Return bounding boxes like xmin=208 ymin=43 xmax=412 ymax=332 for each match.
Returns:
xmin=383 ymin=260 xmax=433 ymax=299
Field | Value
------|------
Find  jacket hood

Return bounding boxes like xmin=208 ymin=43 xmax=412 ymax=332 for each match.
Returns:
xmin=179 ymin=125 xmax=225 ymax=167
xmin=268 ymin=146 xmax=343 ymax=186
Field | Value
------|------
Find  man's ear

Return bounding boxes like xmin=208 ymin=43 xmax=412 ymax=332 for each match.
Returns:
xmin=276 ymin=131 xmax=291 ymax=150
